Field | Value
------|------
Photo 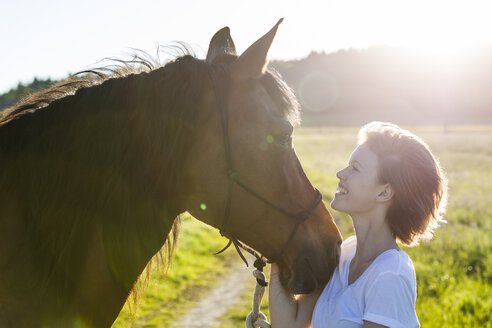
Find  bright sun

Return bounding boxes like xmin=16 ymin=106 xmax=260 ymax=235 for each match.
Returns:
xmin=396 ymin=0 xmax=489 ymax=61
xmin=310 ymin=0 xmax=491 ymax=63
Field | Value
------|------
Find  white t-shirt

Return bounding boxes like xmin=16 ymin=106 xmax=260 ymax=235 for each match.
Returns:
xmin=312 ymin=236 xmax=420 ymax=328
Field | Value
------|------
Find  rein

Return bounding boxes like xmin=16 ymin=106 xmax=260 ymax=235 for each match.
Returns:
xmin=208 ymin=66 xmax=323 ymax=273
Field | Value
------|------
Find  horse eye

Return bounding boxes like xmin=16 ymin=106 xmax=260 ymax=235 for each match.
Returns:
xmin=279 ymin=134 xmax=292 ymax=147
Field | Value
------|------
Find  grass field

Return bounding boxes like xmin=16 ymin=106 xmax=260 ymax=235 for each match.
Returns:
xmin=114 ymin=126 xmax=492 ymax=327
xmin=112 ymin=217 xmax=239 ymax=327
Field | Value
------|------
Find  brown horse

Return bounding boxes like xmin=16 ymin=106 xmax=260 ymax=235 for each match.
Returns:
xmin=0 ymin=20 xmax=341 ymax=327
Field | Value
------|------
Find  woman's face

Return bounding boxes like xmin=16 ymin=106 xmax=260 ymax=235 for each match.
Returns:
xmin=331 ymin=143 xmax=385 ymax=215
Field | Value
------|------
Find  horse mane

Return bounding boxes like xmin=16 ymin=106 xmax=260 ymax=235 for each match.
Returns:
xmin=0 ymin=43 xmax=195 ymax=125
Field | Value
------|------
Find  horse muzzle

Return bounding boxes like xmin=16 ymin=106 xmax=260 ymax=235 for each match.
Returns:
xmin=279 ymin=241 xmax=341 ymax=294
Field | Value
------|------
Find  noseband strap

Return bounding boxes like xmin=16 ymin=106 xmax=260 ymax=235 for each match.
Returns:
xmin=208 ymin=67 xmax=322 ymax=270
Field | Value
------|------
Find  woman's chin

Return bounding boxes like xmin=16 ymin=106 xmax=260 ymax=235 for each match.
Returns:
xmin=330 ymin=198 xmax=351 ymax=214
xmin=330 ymin=197 xmax=343 ymax=211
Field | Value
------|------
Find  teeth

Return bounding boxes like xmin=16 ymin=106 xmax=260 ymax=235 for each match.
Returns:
xmin=336 ymin=186 xmax=348 ymax=195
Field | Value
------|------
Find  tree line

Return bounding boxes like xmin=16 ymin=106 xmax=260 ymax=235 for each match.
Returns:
xmin=3 ymin=45 xmax=492 ymax=125
xmin=0 ymin=78 xmax=54 ymax=111
xmin=271 ymin=45 xmax=492 ymax=125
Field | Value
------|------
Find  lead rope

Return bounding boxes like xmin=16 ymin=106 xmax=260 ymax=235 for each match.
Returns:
xmin=212 ymin=232 xmax=272 ymax=327
xmin=212 ymin=231 xmax=272 ymax=327
xmin=245 ymin=260 xmax=271 ymax=328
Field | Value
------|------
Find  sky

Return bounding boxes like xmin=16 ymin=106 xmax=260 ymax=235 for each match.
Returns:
xmin=1 ymin=0 xmax=492 ymax=94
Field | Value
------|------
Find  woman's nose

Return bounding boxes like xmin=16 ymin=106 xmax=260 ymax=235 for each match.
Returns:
xmin=336 ymin=167 xmax=347 ymax=180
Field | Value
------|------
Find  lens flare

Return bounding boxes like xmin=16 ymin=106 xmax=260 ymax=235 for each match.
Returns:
xmin=200 ymin=203 xmax=207 ymax=210
xmin=298 ymin=71 xmax=339 ymax=113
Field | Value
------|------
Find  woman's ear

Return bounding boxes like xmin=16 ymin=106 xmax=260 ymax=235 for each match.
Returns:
xmin=376 ymin=184 xmax=394 ymax=203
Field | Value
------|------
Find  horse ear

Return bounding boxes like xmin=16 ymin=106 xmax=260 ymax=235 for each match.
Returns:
xmin=206 ymin=26 xmax=237 ymax=63
xmin=230 ymin=18 xmax=283 ymax=80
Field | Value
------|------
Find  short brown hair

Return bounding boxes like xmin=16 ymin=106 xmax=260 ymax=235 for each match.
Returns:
xmin=358 ymin=122 xmax=447 ymax=246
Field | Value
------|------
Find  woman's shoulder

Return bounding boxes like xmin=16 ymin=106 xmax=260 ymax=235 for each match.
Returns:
xmin=369 ymin=248 xmax=416 ymax=286
xmin=339 ymin=236 xmax=416 ymax=282
xmin=342 ymin=236 xmax=416 ymax=280
xmin=363 ymin=252 xmax=420 ymax=328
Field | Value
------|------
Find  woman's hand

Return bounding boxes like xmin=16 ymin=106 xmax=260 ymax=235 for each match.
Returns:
xmin=269 ymin=263 xmax=297 ymax=327
xmin=268 ymin=264 xmax=324 ymax=328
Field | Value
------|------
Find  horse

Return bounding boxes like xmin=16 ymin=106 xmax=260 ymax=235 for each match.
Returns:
xmin=0 ymin=20 xmax=342 ymax=327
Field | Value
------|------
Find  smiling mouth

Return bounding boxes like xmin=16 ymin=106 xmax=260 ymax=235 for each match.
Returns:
xmin=335 ymin=186 xmax=348 ymax=195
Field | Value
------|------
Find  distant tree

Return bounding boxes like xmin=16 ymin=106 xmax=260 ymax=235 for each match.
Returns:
xmin=0 ymin=77 xmax=54 ymax=111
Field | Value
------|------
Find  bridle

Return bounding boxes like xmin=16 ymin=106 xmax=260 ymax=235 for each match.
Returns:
xmin=208 ymin=66 xmax=323 ymax=272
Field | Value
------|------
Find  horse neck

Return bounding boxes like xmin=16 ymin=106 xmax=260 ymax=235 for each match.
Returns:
xmin=0 ymin=70 xmax=187 ymax=326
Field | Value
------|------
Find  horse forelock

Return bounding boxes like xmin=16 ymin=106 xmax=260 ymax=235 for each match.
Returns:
xmin=260 ymin=68 xmax=301 ymax=127
xmin=209 ymin=54 xmax=301 ymax=127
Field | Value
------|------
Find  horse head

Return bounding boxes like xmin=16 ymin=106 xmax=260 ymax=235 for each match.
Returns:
xmin=184 ymin=20 xmax=342 ymax=294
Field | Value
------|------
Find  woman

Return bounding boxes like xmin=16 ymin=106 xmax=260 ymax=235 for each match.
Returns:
xmin=269 ymin=122 xmax=447 ymax=328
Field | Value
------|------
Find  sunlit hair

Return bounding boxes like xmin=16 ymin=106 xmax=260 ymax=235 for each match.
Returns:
xmin=358 ymin=121 xmax=448 ymax=246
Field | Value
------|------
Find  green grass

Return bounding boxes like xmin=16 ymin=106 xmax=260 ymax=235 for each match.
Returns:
xmin=114 ymin=126 xmax=492 ymax=327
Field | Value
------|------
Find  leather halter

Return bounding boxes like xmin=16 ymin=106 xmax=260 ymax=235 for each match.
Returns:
xmin=208 ymin=66 xmax=323 ymax=271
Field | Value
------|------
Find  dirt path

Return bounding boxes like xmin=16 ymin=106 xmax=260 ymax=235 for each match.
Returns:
xmin=171 ymin=256 xmax=254 ymax=328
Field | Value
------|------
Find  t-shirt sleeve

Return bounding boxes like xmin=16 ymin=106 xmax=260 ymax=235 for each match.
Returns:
xmin=362 ymin=272 xmax=420 ymax=328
